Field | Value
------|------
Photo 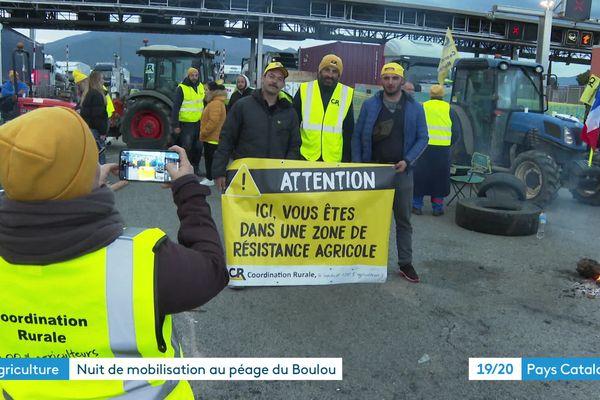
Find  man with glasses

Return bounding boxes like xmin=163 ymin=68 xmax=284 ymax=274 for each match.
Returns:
xmin=293 ymin=54 xmax=354 ymax=162
xmin=212 ymin=62 xmax=302 ymax=191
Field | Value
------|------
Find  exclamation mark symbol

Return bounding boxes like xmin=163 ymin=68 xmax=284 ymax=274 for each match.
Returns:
xmin=242 ymin=173 xmax=246 ymax=190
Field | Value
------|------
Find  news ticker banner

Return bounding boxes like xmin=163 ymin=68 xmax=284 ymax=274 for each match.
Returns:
xmin=221 ymin=158 xmax=396 ymax=287
xmin=0 ymin=358 xmax=342 ymax=381
xmin=469 ymin=358 xmax=600 ymax=380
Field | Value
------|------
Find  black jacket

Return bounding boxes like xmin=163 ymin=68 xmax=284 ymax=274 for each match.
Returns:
xmin=212 ymin=89 xmax=301 ymax=179
xmin=80 ymin=88 xmax=108 ymax=135
xmin=227 ymin=87 xmax=253 ymax=111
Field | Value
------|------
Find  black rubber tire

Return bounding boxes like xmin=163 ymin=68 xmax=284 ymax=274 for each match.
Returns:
xmin=477 ymin=172 xmax=527 ymax=201
xmin=455 ymin=198 xmax=541 ymax=236
xmin=121 ymin=99 xmax=171 ymax=149
xmin=510 ymin=150 xmax=560 ymax=207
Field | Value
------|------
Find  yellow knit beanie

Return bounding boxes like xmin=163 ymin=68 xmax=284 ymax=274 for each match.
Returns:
xmin=318 ymin=54 xmax=343 ymax=76
xmin=0 ymin=107 xmax=98 ymax=201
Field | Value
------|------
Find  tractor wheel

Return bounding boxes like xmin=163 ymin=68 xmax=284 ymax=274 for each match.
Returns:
xmin=570 ymin=181 xmax=600 ymax=206
xmin=510 ymin=150 xmax=561 ymax=207
xmin=121 ymin=99 xmax=171 ymax=149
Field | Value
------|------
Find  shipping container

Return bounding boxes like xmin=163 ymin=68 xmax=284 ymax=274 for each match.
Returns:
xmin=299 ymin=42 xmax=384 ymax=87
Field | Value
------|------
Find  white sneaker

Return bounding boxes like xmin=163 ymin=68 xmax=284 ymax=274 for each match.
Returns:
xmin=200 ymin=178 xmax=215 ymax=186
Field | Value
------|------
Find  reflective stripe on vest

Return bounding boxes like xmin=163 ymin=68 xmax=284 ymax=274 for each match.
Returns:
xmin=178 ymin=83 xmax=204 ymax=122
xmin=299 ymin=81 xmax=353 ymax=162
xmin=0 ymin=228 xmax=193 ymax=399
xmin=423 ymin=99 xmax=452 ymax=146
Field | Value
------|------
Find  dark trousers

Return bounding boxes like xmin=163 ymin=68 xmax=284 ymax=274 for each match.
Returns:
xmin=203 ymin=142 xmax=218 ymax=180
xmin=91 ymin=129 xmax=106 ymax=165
xmin=178 ymin=121 xmax=202 ymax=167
xmin=393 ymin=170 xmax=414 ymax=266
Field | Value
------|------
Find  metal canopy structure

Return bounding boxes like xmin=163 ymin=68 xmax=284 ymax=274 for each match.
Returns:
xmin=0 ymin=0 xmax=599 ymax=65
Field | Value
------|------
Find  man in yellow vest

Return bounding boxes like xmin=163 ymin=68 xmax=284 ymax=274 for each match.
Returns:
xmin=412 ymin=84 xmax=461 ymax=216
xmin=0 ymin=107 xmax=228 ymax=399
xmin=172 ymin=67 xmax=205 ymax=174
xmin=293 ymin=54 xmax=354 ymax=162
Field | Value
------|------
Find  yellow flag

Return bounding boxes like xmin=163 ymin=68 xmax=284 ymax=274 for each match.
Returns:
xmin=580 ymin=73 xmax=600 ymax=106
xmin=438 ymin=28 xmax=460 ymax=85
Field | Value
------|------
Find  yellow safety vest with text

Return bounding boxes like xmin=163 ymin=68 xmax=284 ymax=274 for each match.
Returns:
xmin=0 ymin=228 xmax=193 ymax=400
xmin=423 ymin=99 xmax=452 ymax=146
xmin=178 ymin=83 xmax=205 ymax=123
xmin=299 ymin=81 xmax=353 ymax=162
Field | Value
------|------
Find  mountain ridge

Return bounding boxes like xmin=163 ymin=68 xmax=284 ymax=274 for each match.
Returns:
xmin=44 ymin=31 xmax=296 ymax=79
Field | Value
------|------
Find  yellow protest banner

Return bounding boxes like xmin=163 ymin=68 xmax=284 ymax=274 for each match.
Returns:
xmin=580 ymin=73 xmax=600 ymax=106
xmin=221 ymin=158 xmax=396 ymax=286
xmin=438 ymin=28 xmax=460 ymax=85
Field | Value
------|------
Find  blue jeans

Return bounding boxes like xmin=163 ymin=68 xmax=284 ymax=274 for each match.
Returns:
xmin=413 ymin=196 xmax=444 ymax=211
xmin=178 ymin=121 xmax=202 ymax=167
xmin=91 ymin=129 xmax=106 ymax=165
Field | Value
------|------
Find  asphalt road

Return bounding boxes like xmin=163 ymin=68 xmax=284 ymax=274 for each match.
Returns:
xmin=106 ymin=140 xmax=600 ymax=400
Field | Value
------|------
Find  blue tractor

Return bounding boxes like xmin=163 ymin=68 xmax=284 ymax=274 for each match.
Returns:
xmin=450 ymin=58 xmax=600 ymax=206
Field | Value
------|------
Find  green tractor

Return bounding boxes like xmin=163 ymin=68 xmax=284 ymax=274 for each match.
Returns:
xmin=450 ymin=58 xmax=600 ymax=206
xmin=120 ymin=45 xmax=217 ymax=149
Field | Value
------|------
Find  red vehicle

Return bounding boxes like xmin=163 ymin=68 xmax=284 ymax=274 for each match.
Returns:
xmin=1 ymin=43 xmax=75 ymax=122
xmin=17 ymin=96 xmax=76 ymax=113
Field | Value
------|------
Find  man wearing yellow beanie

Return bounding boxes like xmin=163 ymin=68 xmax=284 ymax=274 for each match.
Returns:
xmin=0 ymin=107 xmax=228 ymax=399
xmin=352 ymin=62 xmax=429 ymax=283
xmin=171 ymin=66 xmax=205 ymax=175
xmin=413 ymin=84 xmax=462 ymax=217
xmin=292 ymin=53 xmax=354 ymax=162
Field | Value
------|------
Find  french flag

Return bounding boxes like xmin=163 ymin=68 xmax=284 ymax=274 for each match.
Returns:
xmin=582 ymin=88 xmax=600 ymax=150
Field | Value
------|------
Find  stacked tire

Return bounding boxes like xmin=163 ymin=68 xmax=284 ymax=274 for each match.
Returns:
xmin=455 ymin=172 xmax=541 ymax=236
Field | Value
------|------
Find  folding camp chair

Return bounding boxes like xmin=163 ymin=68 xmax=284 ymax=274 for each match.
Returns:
xmin=447 ymin=152 xmax=492 ymax=205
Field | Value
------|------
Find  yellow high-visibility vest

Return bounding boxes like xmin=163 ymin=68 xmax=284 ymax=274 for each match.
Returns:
xmin=106 ymin=94 xmax=115 ymax=118
xmin=0 ymin=228 xmax=193 ymax=399
xmin=178 ymin=83 xmax=205 ymax=123
xmin=423 ymin=99 xmax=452 ymax=146
xmin=278 ymin=91 xmax=292 ymax=103
xmin=299 ymin=81 xmax=353 ymax=162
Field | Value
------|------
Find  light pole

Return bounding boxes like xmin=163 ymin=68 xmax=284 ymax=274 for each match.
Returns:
xmin=538 ymin=1 xmax=555 ymax=84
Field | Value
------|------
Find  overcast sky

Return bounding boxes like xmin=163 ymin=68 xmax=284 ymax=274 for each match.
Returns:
xmin=16 ymin=0 xmax=598 ymax=76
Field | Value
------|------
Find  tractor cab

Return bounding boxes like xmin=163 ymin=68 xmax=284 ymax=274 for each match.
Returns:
xmin=120 ymin=45 xmax=217 ymax=149
xmin=450 ymin=58 xmax=600 ymax=206
xmin=137 ymin=45 xmax=215 ymax=100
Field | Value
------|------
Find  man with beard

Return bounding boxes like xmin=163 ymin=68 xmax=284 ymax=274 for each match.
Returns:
xmin=227 ymin=74 xmax=253 ymax=111
xmin=293 ymin=54 xmax=354 ymax=162
xmin=212 ymin=62 xmax=301 ymax=191
xmin=352 ymin=62 xmax=428 ymax=283
xmin=171 ymin=67 xmax=205 ymax=174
